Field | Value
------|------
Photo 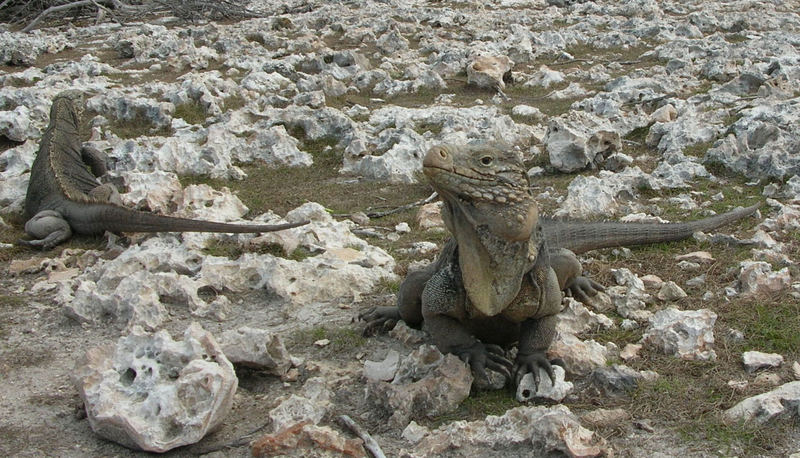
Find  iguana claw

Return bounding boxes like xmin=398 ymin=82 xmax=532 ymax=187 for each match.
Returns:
xmin=455 ymin=342 xmax=512 ymax=389
xmin=359 ymin=306 xmax=400 ymax=336
xmin=512 ymin=351 xmax=557 ymax=393
xmin=564 ymin=276 xmax=605 ymax=303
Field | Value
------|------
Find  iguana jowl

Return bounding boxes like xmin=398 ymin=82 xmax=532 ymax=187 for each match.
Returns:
xmin=20 ymin=92 xmax=308 ymax=250
xmin=363 ymin=143 xmax=759 ymax=393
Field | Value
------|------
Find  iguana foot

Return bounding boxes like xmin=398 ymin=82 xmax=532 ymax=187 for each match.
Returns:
xmin=19 ymin=210 xmax=73 ymax=250
xmin=454 ymin=342 xmax=512 ymax=389
xmin=512 ymin=351 xmax=563 ymax=393
xmin=564 ymin=275 xmax=605 ymax=303
xmin=359 ymin=306 xmax=401 ymax=336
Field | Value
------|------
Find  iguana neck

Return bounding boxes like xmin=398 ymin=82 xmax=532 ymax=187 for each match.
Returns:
xmin=441 ymin=194 xmax=539 ymax=317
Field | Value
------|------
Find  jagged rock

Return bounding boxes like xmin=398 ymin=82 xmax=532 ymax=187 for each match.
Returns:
xmin=581 ymin=408 xmax=631 ymax=428
xmin=555 ymin=167 xmax=651 ymax=218
xmin=516 ymin=365 xmax=573 ymax=402
xmin=724 ymin=381 xmax=800 ymax=424
xmin=606 ymin=268 xmax=650 ymax=320
xmin=219 ymin=327 xmax=292 ymax=375
xmin=466 ymin=55 xmax=513 ymax=90
xmin=641 ymin=308 xmax=717 ymax=361
xmin=738 ymin=261 xmax=791 ymax=295
xmin=366 ymin=345 xmax=472 ymax=428
xmin=657 ymin=281 xmax=688 ymax=301
xmin=651 ymin=104 xmax=677 ymax=123
xmin=589 ymin=364 xmax=652 ymax=396
xmin=252 ymin=422 xmax=366 ymax=458
xmin=408 ymin=405 xmax=607 ymax=457
xmin=675 ymin=251 xmax=715 ymax=263
xmin=72 ymin=324 xmax=237 ymax=453
xmin=402 ymin=421 xmax=429 ymax=445
xmin=743 ymin=351 xmax=784 ymax=373
xmin=544 ymin=113 xmax=620 ymax=173
xmin=363 ymin=350 xmax=401 ymax=381
xmin=269 ymin=377 xmax=332 ymax=432
xmin=548 ymin=332 xmax=608 ymax=377
xmin=705 ymin=101 xmax=800 ymax=180
xmin=556 ymin=298 xmax=614 ymax=335
xmin=754 ymin=373 xmax=783 ymax=387
xmin=0 ymin=105 xmax=38 ymax=142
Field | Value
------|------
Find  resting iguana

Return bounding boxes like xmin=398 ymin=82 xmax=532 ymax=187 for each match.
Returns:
xmin=20 ymin=91 xmax=308 ymax=250
xmin=362 ymin=143 xmax=759 ymax=392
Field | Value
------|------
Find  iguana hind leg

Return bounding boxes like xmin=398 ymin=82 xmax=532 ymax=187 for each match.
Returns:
xmin=19 ymin=210 xmax=73 ymax=250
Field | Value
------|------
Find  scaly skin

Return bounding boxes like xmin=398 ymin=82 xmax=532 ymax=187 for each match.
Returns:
xmin=362 ymin=143 xmax=759 ymax=394
xmin=20 ymin=92 xmax=308 ymax=250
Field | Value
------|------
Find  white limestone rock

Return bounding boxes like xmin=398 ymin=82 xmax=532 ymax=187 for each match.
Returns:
xmin=544 ymin=112 xmax=620 ymax=173
xmin=738 ymin=261 xmax=791 ymax=295
xmin=0 ymin=105 xmax=38 ymax=142
xmin=724 ymin=382 xmax=800 ymax=424
xmin=743 ymin=351 xmax=784 ymax=373
xmin=548 ymin=332 xmax=608 ymax=377
xmin=641 ymin=308 xmax=717 ymax=361
xmin=516 ymin=365 xmax=573 ymax=402
xmin=219 ymin=327 xmax=292 ymax=375
xmin=555 ymin=167 xmax=650 ymax=218
xmin=73 ymin=324 xmax=237 ymax=453
xmin=408 ymin=405 xmax=606 ymax=457
xmin=466 ymin=55 xmax=513 ymax=90
xmin=364 ymin=349 xmax=401 ymax=382
xmin=367 ymin=345 xmax=472 ymax=428
xmin=657 ymin=281 xmax=688 ymax=301
xmin=269 ymin=377 xmax=332 ymax=432
xmin=556 ymin=298 xmax=614 ymax=335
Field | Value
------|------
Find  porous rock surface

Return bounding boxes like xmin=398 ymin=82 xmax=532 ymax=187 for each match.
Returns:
xmin=1 ymin=0 xmax=800 ymax=455
xmin=72 ymin=323 xmax=237 ymax=453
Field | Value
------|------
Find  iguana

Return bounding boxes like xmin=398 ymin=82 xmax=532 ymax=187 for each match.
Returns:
xmin=20 ymin=91 xmax=308 ymax=250
xmin=361 ymin=143 xmax=759 ymax=393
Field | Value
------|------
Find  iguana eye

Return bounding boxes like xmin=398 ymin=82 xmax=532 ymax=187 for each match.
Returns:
xmin=480 ymin=156 xmax=493 ymax=166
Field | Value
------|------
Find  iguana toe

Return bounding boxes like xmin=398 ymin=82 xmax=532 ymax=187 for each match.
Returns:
xmin=359 ymin=306 xmax=400 ymax=336
xmin=513 ymin=351 xmax=555 ymax=393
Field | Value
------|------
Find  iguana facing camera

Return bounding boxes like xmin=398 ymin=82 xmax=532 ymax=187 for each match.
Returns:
xmin=362 ymin=143 xmax=758 ymax=393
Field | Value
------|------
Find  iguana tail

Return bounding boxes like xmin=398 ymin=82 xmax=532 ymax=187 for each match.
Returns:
xmin=64 ymin=202 xmax=308 ymax=235
xmin=542 ymin=203 xmax=760 ymax=255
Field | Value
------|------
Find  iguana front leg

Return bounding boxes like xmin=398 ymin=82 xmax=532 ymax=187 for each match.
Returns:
xmin=548 ymin=248 xmax=604 ymax=302
xmin=81 ymin=144 xmax=111 ymax=178
xmin=513 ymin=314 xmax=558 ymax=391
xmin=422 ymin=265 xmax=512 ymax=388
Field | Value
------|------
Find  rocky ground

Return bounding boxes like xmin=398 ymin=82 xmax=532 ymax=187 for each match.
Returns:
xmin=1 ymin=0 xmax=800 ymax=456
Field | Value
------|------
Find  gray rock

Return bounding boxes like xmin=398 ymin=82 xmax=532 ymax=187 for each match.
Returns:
xmin=724 ymin=381 xmax=800 ymax=424
xmin=72 ymin=324 xmax=237 ymax=453
xmin=367 ymin=345 xmax=472 ymax=428
xmin=269 ymin=377 xmax=332 ymax=432
xmin=544 ymin=113 xmax=620 ymax=173
xmin=219 ymin=327 xmax=292 ymax=375
xmin=548 ymin=333 xmax=608 ymax=377
xmin=738 ymin=261 xmax=791 ymax=295
xmin=743 ymin=351 xmax=784 ymax=373
xmin=641 ymin=307 xmax=717 ymax=361
xmin=657 ymin=281 xmax=688 ymax=301
xmin=590 ymin=364 xmax=648 ymax=396
xmin=364 ymin=349 xmax=401 ymax=381
xmin=409 ymin=405 xmax=607 ymax=457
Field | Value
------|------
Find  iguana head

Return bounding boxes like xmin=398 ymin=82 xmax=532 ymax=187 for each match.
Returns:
xmin=423 ymin=144 xmax=539 ymax=316
xmin=423 ymin=144 xmax=537 ymax=241
xmin=49 ymin=90 xmax=86 ymax=134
